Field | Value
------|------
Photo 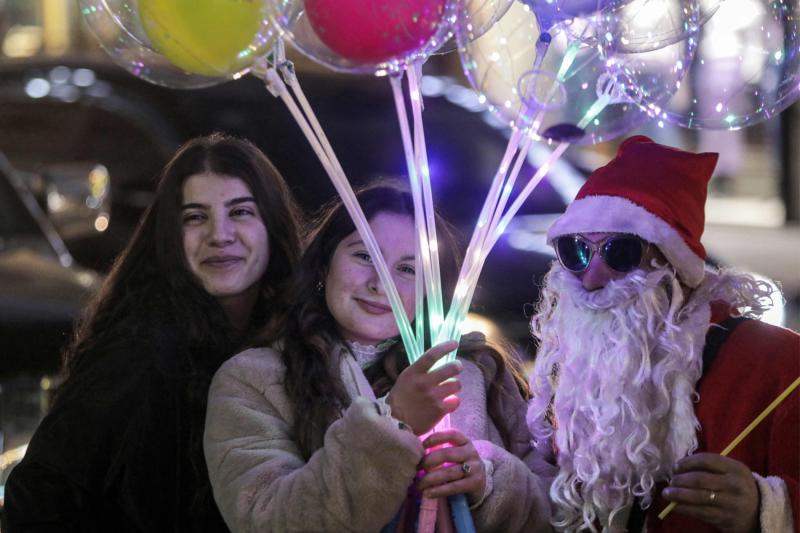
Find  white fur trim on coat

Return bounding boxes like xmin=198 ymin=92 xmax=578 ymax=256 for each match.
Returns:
xmin=547 ymin=195 xmax=706 ymax=287
xmin=753 ymin=473 xmax=795 ymax=533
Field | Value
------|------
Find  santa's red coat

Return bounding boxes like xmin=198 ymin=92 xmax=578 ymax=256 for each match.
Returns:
xmin=647 ymin=304 xmax=800 ymax=532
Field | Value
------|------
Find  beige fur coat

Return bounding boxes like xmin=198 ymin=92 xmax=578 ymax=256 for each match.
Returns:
xmin=204 ymin=345 xmax=554 ymax=533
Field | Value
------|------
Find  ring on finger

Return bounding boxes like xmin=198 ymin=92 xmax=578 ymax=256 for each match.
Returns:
xmin=461 ymin=462 xmax=471 ymax=475
xmin=709 ymin=491 xmax=717 ymax=503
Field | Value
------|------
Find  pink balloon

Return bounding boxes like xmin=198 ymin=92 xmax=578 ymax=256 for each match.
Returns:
xmin=305 ymin=0 xmax=447 ymax=64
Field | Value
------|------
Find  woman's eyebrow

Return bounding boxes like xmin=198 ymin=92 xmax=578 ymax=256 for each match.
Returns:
xmin=225 ymin=196 xmax=257 ymax=207
xmin=345 ymin=239 xmax=416 ymax=261
xmin=180 ymin=196 xmax=256 ymax=210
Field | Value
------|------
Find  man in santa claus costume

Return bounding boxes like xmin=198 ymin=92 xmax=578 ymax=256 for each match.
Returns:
xmin=526 ymin=135 xmax=798 ymax=532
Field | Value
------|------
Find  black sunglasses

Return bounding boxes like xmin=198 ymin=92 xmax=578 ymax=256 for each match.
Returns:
xmin=554 ymin=234 xmax=647 ymax=273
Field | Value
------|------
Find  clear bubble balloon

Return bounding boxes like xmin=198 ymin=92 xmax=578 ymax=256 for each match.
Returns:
xmin=654 ymin=0 xmax=800 ymax=130
xmin=138 ymin=0 xmax=276 ymax=77
xmin=459 ymin=1 xmax=695 ymax=144
xmin=595 ymin=0 xmax=722 ymax=54
xmin=79 ymin=0 xmax=229 ymax=88
xmin=524 ymin=1 xmax=719 ymax=54
xmin=435 ymin=0 xmax=516 ymax=55
xmin=268 ymin=0 xmax=456 ymax=75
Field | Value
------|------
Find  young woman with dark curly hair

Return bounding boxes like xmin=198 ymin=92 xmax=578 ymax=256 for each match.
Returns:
xmin=204 ymin=179 xmax=554 ymax=532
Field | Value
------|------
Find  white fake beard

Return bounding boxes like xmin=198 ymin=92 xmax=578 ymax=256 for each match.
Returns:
xmin=527 ymin=264 xmax=711 ymax=532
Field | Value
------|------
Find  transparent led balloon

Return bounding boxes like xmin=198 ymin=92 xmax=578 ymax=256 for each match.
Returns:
xmin=459 ymin=2 xmax=695 ymax=144
xmin=594 ymin=0 xmax=721 ymax=54
xmin=80 ymin=0 xmax=274 ymax=88
xmin=521 ymin=0 xmax=717 ymax=53
xmin=435 ymin=0 xmax=516 ymax=55
xmin=267 ymin=0 xmax=458 ymax=75
xmin=654 ymin=0 xmax=800 ymax=130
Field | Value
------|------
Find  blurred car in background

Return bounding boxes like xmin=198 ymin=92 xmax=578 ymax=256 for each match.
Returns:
xmin=0 ymin=150 xmax=102 ymax=503
xmin=0 ymin=152 xmax=100 ymax=377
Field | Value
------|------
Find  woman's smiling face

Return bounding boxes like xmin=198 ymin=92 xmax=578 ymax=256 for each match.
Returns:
xmin=324 ymin=211 xmax=416 ymax=346
xmin=181 ymin=173 xmax=269 ymax=308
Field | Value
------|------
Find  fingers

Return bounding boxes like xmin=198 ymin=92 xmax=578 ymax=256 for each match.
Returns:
xmin=422 ymin=430 xmax=469 ymax=449
xmin=664 ymin=454 xmax=761 ymax=533
xmin=441 ymin=394 xmax=460 ymax=415
xmin=425 ymin=359 xmax=462 ymax=385
xmin=399 ymin=374 xmax=460 ymax=411
xmin=422 ymin=475 xmax=478 ymax=500
xmin=669 ymin=454 xmax=751 ymax=495
xmin=662 ymin=485 xmax=722 ymax=507
xmin=420 ymin=432 xmax=475 ymax=472
xmin=414 ymin=341 xmax=459 ymax=373
xmin=665 ymin=500 xmax=725 ymax=526
xmin=669 ymin=470 xmax=724 ymax=493
xmin=662 ymin=486 xmax=732 ymax=530
xmin=433 ymin=378 xmax=461 ymax=400
xmin=417 ymin=461 xmax=476 ymax=492
xmin=675 ymin=453 xmax=735 ymax=474
xmin=417 ymin=458 xmax=486 ymax=503
xmin=420 ymin=445 xmax=471 ymax=470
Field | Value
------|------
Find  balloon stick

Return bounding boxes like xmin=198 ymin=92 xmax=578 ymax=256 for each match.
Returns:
xmin=257 ymin=59 xmax=419 ymax=360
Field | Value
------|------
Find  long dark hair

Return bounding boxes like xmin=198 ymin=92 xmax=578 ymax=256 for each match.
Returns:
xmin=260 ymin=179 xmax=528 ymax=460
xmin=58 ymin=132 xmax=302 ymax=506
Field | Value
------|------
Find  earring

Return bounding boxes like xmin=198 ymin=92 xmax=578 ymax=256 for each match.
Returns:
xmin=316 ymin=281 xmax=324 ymax=294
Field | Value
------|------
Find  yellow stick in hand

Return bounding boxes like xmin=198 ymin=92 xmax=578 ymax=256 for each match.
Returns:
xmin=659 ymin=375 xmax=800 ymax=521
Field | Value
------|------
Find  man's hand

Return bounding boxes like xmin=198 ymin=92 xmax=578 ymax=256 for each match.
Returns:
xmin=662 ymin=453 xmax=760 ymax=533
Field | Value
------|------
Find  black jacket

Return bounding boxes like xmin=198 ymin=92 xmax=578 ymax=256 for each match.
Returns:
xmin=5 ymin=334 xmax=230 ymax=532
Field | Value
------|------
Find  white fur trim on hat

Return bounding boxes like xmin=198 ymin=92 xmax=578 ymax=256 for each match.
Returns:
xmin=547 ymin=195 xmax=705 ymax=287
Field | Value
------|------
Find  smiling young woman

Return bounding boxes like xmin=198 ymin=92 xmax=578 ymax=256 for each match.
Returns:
xmin=323 ymin=211 xmax=417 ymax=345
xmin=4 ymin=133 xmax=303 ymax=531
xmin=203 ymin=179 xmax=556 ymax=532
xmin=181 ymin=172 xmax=271 ymax=330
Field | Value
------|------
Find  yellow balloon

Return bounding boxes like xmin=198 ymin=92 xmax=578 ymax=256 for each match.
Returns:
xmin=139 ymin=0 xmax=270 ymax=77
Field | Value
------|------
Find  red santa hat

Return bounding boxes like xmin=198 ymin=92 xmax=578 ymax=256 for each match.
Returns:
xmin=547 ymin=135 xmax=719 ymax=288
